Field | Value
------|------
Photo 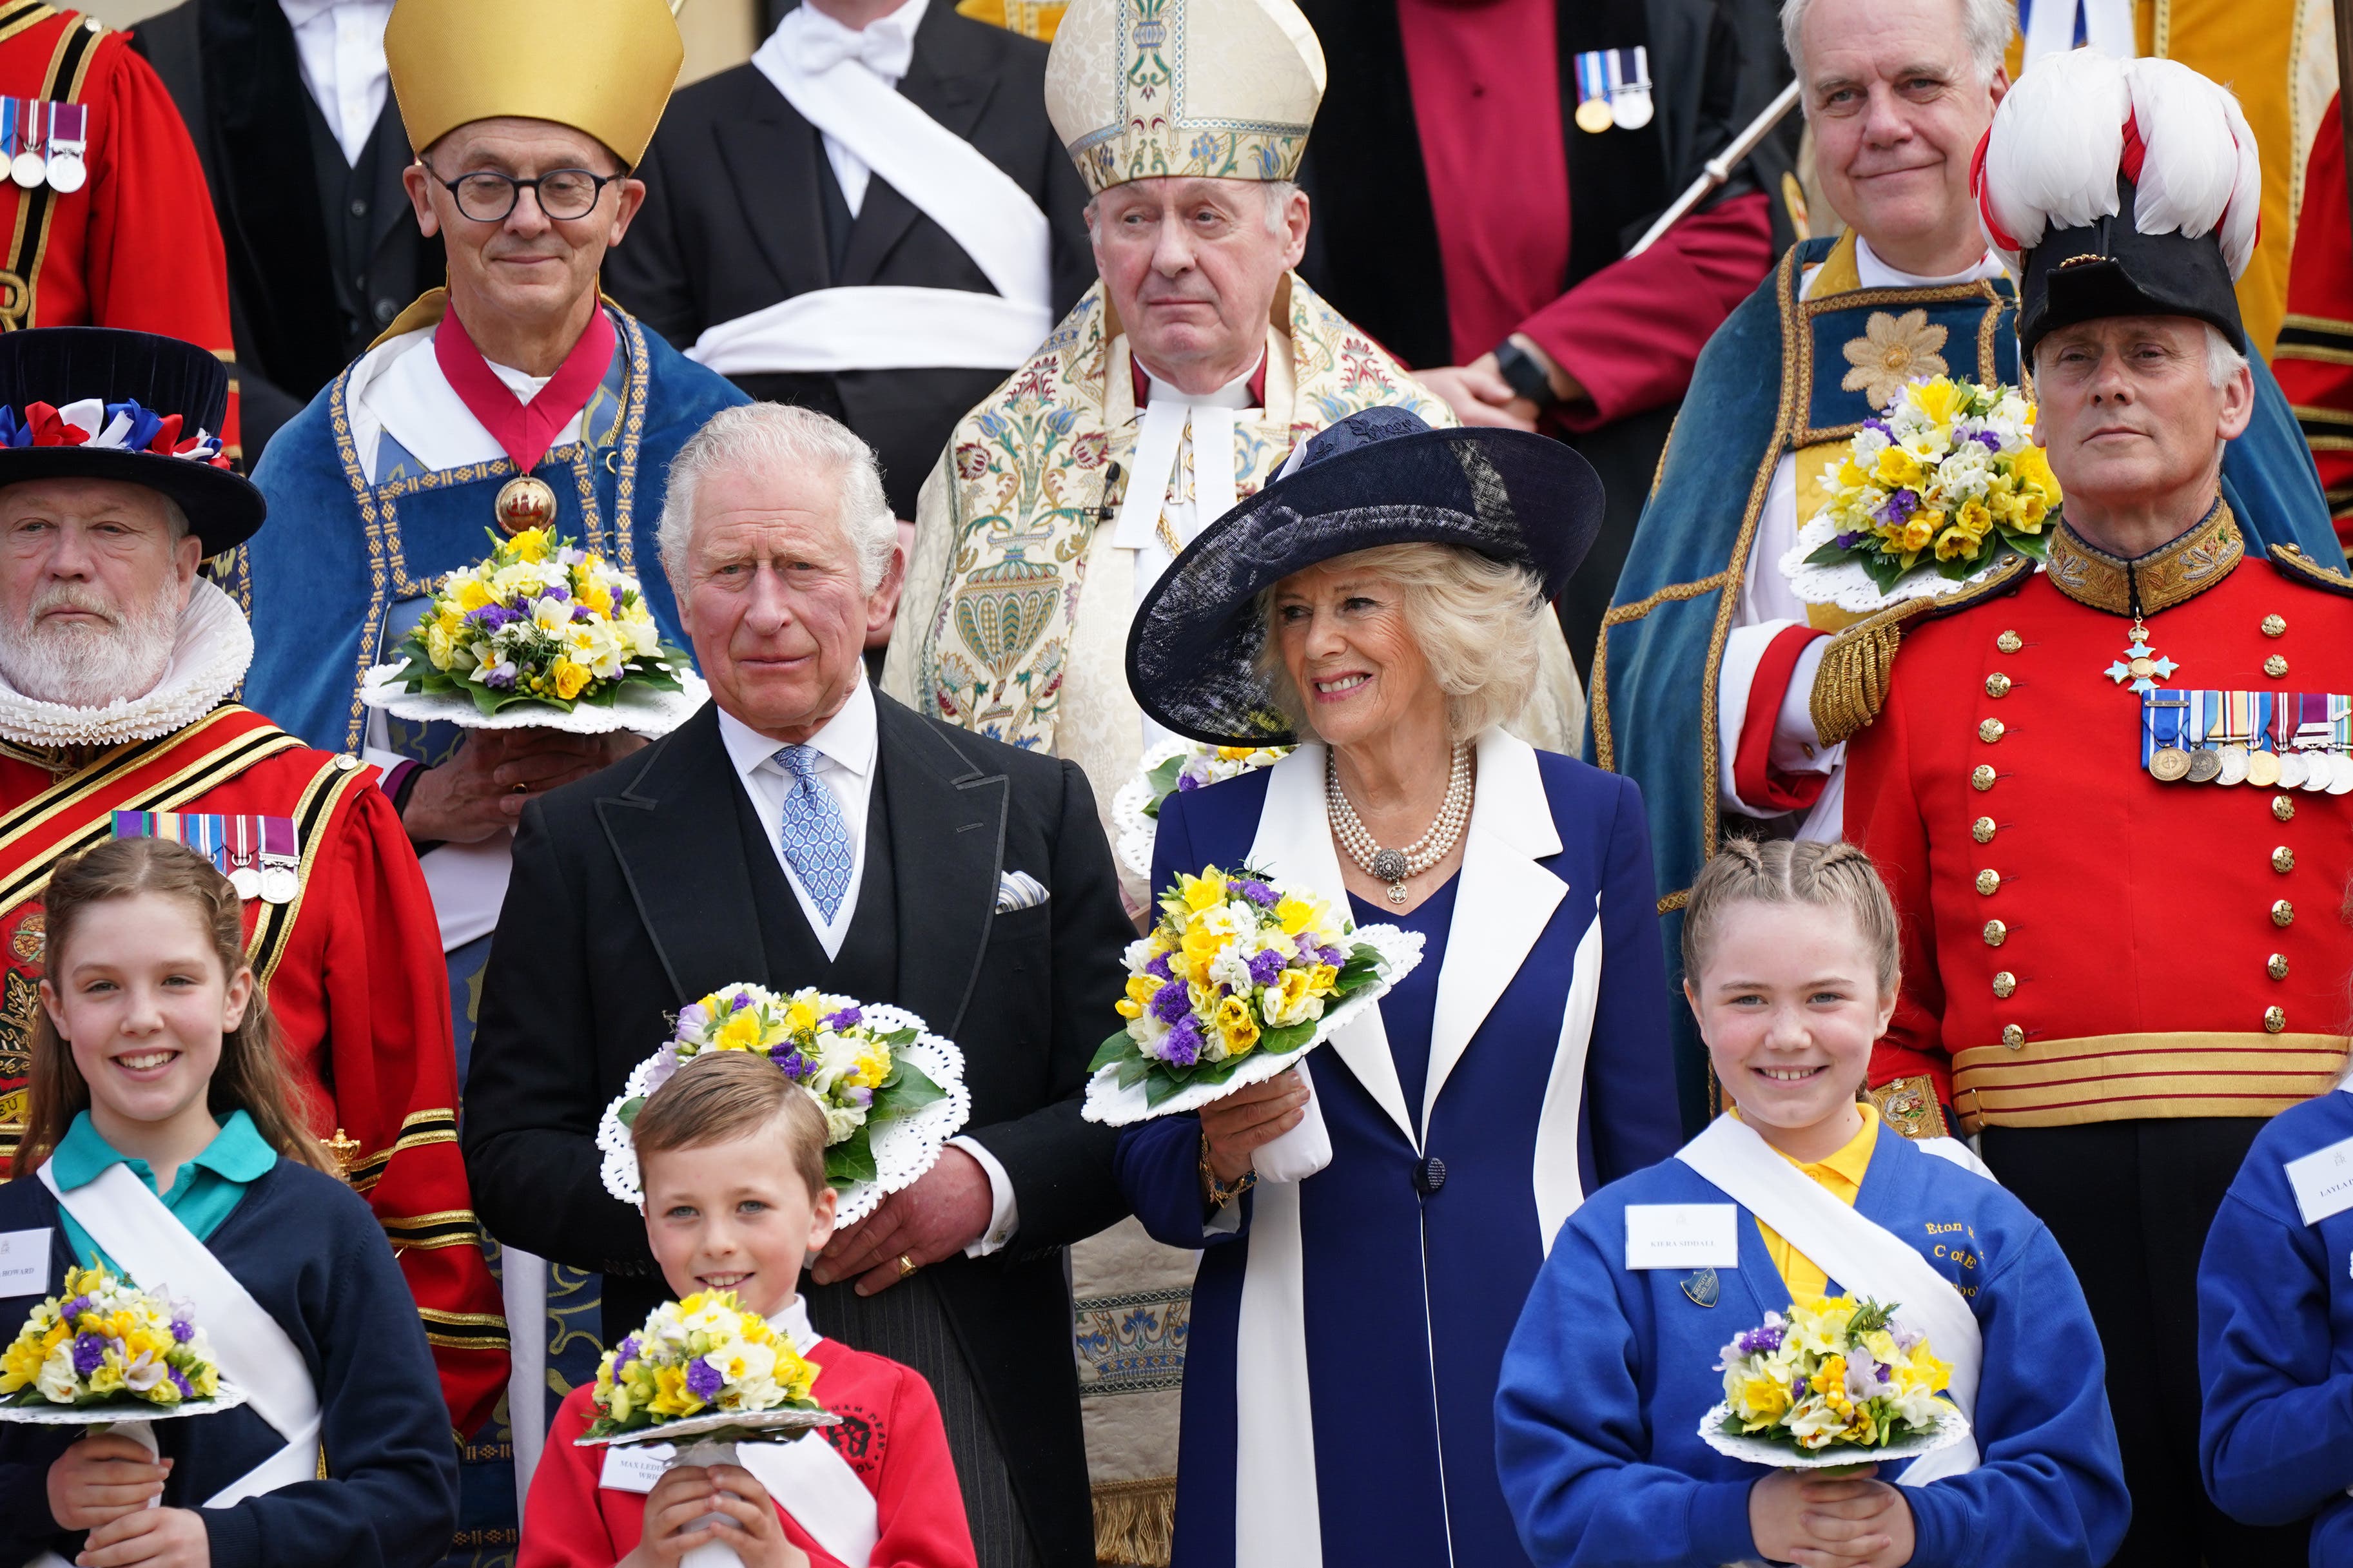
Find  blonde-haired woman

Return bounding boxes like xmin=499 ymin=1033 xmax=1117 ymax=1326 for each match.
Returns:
xmin=1115 ymin=407 xmax=1681 ymax=1568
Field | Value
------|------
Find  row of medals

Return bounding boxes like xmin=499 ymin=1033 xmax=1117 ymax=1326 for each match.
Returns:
xmin=2148 ymin=742 xmax=2353 ymax=793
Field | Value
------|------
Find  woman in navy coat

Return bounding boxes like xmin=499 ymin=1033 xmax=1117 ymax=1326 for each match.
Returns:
xmin=1114 ymin=409 xmax=1682 ymax=1568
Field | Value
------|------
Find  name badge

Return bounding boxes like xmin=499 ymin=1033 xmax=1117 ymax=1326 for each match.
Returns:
xmin=0 ymin=1228 xmax=50 ymax=1293
xmin=598 ymin=1440 xmax=673 ymax=1494
xmin=1625 ymin=1203 xmax=1739 ymax=1270
xmin=2283 ymin=1135 xmax=2353 ymax=1226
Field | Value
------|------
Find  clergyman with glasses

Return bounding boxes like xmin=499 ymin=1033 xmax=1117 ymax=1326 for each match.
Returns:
xmin=237 ymin=0 xmax=749 ymax=1506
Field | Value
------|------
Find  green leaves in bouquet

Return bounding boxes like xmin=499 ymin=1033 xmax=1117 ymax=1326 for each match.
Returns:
xmin=1332 ymin=942 xmax=1383 ymax=997
xmin=825 ymin=1124 xmax=878 ymax=1189
xmin=1142 ymin=755 xmax=1186 ymax=820
xmin=616 ymin=1096 xmax=646 ymax=1130
xmin=872 ymin=1045 xmax=945 ymax=1123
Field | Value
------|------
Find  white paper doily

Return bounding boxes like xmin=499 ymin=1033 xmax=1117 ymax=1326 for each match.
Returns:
xmin=598 ymin=1004 xmax=971 ymax=1228
xmin=1778 ymin=512 xmax=2036 ymax=614
xmin=1697 ymin=1399 xmax=1971 ymax=1470
xmin=360 ymin=659 xmax=709 ymax=737
xmin=572 ymin=1404 xmax=842 ymax=1448
xmin=1081 ymin=925 xmax=1425 ymax=1126
xmin=1110 ymin=739 xmax=1192 ymax=882
xmin=0 ymin=1383 xmax=248 ymax=1427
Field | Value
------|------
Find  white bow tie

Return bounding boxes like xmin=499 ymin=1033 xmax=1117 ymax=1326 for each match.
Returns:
xmin=777 ymin=5 xmax=919 ymax=80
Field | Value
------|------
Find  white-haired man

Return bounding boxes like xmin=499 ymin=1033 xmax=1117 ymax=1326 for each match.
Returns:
xmin=464 ymin=402 xmax=1135 ymax=1568
xmin=1589 ymin=0 xmax=2339 ymax=1134
xmin=1831 ymin=52 xmax=2350 ymax=1567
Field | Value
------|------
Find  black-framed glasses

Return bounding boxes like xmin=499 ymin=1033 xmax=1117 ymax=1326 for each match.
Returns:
xmin=420 ymin=163 xmax=621 ymax=224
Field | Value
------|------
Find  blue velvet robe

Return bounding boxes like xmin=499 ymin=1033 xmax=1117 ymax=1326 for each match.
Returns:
xmin=1116 ymin=735 xmax=1681 ymax=1568
xmin=1495 ymin=1128 xmax=2131 ymax=1568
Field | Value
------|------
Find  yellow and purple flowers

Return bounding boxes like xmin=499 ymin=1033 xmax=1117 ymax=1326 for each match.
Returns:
xmin=0 ymin=1265 xmax=221 ymax=1411
xmin=393 ymin=525 xmax=687 ymax=715
xmin=1715 ymin=1295 xmax=1954 ymax=1457
xmin=585 ymin=1290 xmax=823 ymax=1440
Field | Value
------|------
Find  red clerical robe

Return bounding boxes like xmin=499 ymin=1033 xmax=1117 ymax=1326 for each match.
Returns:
xmin=2277 ymin=92 xmax=2353 ymax=542
xmin=0 ymin=704 xmax=506 ymax=1437
xmin=0 ymin=5 xmax=238 ymax=450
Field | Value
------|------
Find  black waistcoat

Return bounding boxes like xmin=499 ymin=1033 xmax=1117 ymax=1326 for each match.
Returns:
xmin=730 ymin=766 xmax=899 ymax=998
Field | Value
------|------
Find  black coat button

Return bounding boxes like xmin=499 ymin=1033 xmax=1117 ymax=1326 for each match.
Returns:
xmin=1414 ymin=1155 xmax=1447 ymax=1194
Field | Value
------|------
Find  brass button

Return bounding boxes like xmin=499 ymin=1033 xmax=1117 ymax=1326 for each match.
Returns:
xmin=1985 ymin=672 xmax=2013 ymax=698
xmin=2001 ymin=1024 xmax=2026 ymax=1050
xmin=1983 ymin=919 xmax=2007 ymax=946
xmin=2262 ymin=614 xmax=2287 ymax=637
xmin=1971 ymin=765 xmax=1997 ymax=791
xmin=2272 ymin=846 xmax=2296 ymax=873
xmin=1972 ymin=816 xmax=1997 ymax=844
xmin=2274 ymin=795 xmax=2297 ymax=822
xmin=2268 ymin=953 xmax=2289 ymax=981
xmin=1992 ymin=971 xmax=2016 ymax=998
xmin=1976 ymin=869 xmax=2000 ymax=895
xmin=2272 ymin=899 xmax=2296 ymax=927
xmin=2264 ymin=1005 xmax=2287 ymax=1034
xmin=1978 ymin=718 xmax=2006 ymax=743
xmin=2266 ymin=653 xmax=2289 ymax=678
xmin=1997 ymin=630 xmax=2023 ymax=653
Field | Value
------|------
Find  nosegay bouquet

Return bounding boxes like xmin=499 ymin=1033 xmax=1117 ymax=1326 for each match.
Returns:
xmin=1708 ymin=1294 xmax=1958 ymax=1462
xmin=584 ymin=1290 xmax=824 ymax=1440
xmin=0 ymin=1264 xmax=221 ymax=1411
xmin=1111 ymin=740 xmax=1293 ymax=878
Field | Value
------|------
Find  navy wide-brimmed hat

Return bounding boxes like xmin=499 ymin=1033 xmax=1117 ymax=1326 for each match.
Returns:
xmin=1125 ymin=407 xmax=1605 ymax=746
xmin=0 ymin=329 xmax=264 ymax=554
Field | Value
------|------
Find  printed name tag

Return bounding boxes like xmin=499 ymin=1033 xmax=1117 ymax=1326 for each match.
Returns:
xmin=0 ymin=1228 xmax=49 ymax=1293
xmin=1625 ymin=1204 xmax=1739 ymax=1269
xmin=2284 ymin=1135 xmax=2353 ymax=1226
xmin=598 ymin=1440 xmax=674 ymax=1494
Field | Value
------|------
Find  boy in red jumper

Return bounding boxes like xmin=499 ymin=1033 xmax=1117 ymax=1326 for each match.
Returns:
xmin=520 ymin=1052 xmax=979 ymax=1568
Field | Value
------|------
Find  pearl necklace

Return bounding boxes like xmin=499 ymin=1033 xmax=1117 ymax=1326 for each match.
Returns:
xmin=1325 ymin=744 xmax=1474 ymax=905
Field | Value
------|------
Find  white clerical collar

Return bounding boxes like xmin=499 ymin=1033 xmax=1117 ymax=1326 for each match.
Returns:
xmin=0 ymin=578 xmax=254 ymax=750
xmin=716 ymin=668 xmax=879 ymax=786
xmin=1138 ymin=351 xmax=1265 ymax=411
xmin=1852 ymin=234 xmax=2006 ymax=290
xmin=767 ymin=1295 xmax=824 ymax=1355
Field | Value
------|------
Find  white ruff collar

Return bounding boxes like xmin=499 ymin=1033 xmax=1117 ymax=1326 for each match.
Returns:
xmin=0 ymin=579 xmax=255 ymax=750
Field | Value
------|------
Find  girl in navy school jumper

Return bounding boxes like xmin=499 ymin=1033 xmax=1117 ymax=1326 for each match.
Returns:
xmin=2197 ymin=1069 xmax=2353 ymax=1560
xmin=0 ymin=837 xmax=455 ymax=1568
xmin=1494 ymin=840 xmax=2129 ymax=1568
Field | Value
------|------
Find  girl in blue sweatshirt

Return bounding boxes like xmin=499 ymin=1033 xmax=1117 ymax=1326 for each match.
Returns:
xmin=0 ymin=837 xmax=454 ymax=1568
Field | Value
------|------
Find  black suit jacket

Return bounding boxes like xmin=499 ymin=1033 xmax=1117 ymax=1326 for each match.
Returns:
xmin=602 ymin=3 xmax=1093 ymax=519
xmin=461 ymin=693 xmax=1131 ymax=1564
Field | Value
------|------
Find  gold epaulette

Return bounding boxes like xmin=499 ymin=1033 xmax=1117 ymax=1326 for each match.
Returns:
xmin=1808 ymin=553 xmax=2034 ymax=745
xmin=2265 ymin=541 xmax=2353 ymax=598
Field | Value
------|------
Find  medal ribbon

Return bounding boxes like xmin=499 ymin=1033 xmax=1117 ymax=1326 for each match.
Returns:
xmin=431 ymin=302 xmax=618 ymax=476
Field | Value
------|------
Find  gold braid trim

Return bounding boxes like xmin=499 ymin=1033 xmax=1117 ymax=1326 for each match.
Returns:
xmin=1809 ymin=554 xmax=2033 ymax=744
xmin=2267 ymin=541 xmax=2353 ymax=596
xmin=1092 ymin=1477 xmax=1175 ymax=1567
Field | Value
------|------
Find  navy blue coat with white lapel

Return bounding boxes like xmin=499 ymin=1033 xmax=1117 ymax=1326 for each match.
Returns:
xmin=1115 ymin=729 xmax=1681 ymax=1568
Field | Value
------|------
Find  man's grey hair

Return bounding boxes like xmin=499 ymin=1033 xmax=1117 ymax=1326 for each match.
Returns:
xmin=1084 ymin=178 xmax=1303 ymax=240
xmin=1782 ymin=0 xmax=2013 ymax=89
xmin=657 ymin=403 xmax=895 ymax=594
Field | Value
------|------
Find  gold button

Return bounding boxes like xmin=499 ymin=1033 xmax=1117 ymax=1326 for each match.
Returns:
xmin=2272 ymin=899 xmax=2296 ymax=927
xmin=1997 ymin=630 xmax=2023 ymax=653
xmin=1971 ymin=765 xmax=1997 ymax=791
xmin=1978 ymin=719 xmax=2005 ymax=743
xmin=2001 ymin=1024 xmax=2026 ymax=1050
xmin=2274 ymin=795 xmax=2297 ymax=822
xmin=2272 ymin=846 xmax=2296 ymax=873
xmin=1985 ymin=672 xmax=2012 ymax=698
xmin=1976 ymin=869 xmax=2000 ymax=895
xmin=2262 ymin=614 xmax=2287 ymax=637
xmin=1972 ymin=817 xmax=1997 ymax=844
xmin=1983 ymin=919 xmax=2007 ymax=946
xmin=2268 ymin=953 xmax=2289 ymax=981
xmin=1992 ymin=971 xmax=2016 ymax=998
xmin=2266 ymin=653 xmax=2289 ymax=678
xmin=2264 ymin=1005 xmax=2287 ymax=1034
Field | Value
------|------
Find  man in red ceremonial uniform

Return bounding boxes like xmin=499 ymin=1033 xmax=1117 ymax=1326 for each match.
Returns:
xmin=2275 ymin=91 xmax=2353 ymax=542
xmin=0 ymin=6 xmax=237 ymax=454
xmin=1837 ymin=53 xmax=2347 ymax=1567
xmin=0 ymin=325 xmax=505 ymax=1443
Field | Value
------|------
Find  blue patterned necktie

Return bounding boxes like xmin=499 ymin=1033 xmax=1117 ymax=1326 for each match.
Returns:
xmin=773 ymin=745 xmax=854 ymax=922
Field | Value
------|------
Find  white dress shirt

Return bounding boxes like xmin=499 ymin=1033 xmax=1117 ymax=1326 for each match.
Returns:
xmin=279 ymin=0 xmax=393 ymax=167
xmin=768 ymin=0 xmax=930 ymax=219
xmin=716 ymin=673 xmax=1016 ymax=1257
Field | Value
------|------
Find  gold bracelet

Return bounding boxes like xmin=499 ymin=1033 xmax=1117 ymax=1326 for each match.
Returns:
xmin=1199 ymin=1134 xmax=1258 ymax=1209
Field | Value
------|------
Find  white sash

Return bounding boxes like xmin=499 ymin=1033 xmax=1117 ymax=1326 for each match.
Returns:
xmin=37 ymin=1163 xmax=322 ymax=1505
xmin=1675 ymin=1116 xmax=1983 ymax=1484
xmin=698 ymin=33 xmax=1055 ymax=376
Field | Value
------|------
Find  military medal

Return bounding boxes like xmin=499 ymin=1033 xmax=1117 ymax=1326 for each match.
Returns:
xmin=2217 ymin=744 xmax=2250 ymax=786
xmin=225 ymin=815 xmax=262 ymax=901
xmin=2185 ymin=749 xmax=2223 ymax=783
xmin=2149 ymin=748 xmax=2191 ymax=782
xmin=1606 ymin=46 xmax=1655 ymax=131
xmin=2247 ymin=748 xmax=2281 ymax=788
xmin=2330 ymin=753 xmax=2353 ymax=795
xmin=1572 ymin=52 xmax=1618 ymax=133
xmin=258 ymin=815 xmax=299 ymax=905
xmin=494 ymin=474 xmax=558 ymax=534
xmin=12 ymin=101 xmax=46 ymax=191
xmin=43 ymin=102 xmax=84 ymax=195
xmin=2105 ymin=618 xmax=2178 ymax=693
xmin=2278 ymin=752 xmax=2308 ymax=789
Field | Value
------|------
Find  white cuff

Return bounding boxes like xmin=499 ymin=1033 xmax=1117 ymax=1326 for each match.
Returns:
xmin=950 ymin=1135 xmax=1018 ymax=1257
xmin=1717 ymin=619 xmax=1841 ymax=817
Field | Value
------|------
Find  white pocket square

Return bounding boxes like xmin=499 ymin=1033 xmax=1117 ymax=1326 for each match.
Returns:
xmin=995 ymin=870 xmax=1050 ymax=913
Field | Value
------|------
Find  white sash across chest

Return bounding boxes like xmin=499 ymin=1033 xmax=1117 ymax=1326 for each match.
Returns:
xmin=1675 ymin=1116 xmax=1984 ymax=1484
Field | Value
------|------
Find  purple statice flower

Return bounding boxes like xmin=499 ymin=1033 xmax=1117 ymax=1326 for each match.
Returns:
xmin=170 ymin=1315 xmax=194 ymax=1344
xmin=686 ymin=1357 xmax=724 ymax=1402
xmin=1159 ymin=1017 xmax=1204 ymax=1067
xmin=1175 ymin=773 xmax=1201 ymax=793
xmin=61 ymin=1297 xmax=87 ymax=1322
xmin=613 ymin=1335 xmax=641 ymax=1371
xmin=1834 ymin=531 xmax=1866 ymax=548
xmin=825 ymin=1005 xmax=863 ymax=1030
xmin=1144 ymin=951 xmax=1173 ymax=981
xmin=769 ymin=1045 xmax=811 ymax=1081
xmin=1236 ymin=879 xmax=1276 ymax=907
xmin=1247 ymin=949 xmax=1285 ymax=987
xmin=1973 ymin=429 xmax=2004 ymax=453
xmin=167 ymin=1366 xmax=193 ymax=1399
xmin=1151 ymin=979 xmax=1191 ymax=1024
xmin=1316 ymin=945 xmax=1347 ymax=967
xmin=465 ymin=603 xmax=518 ymax=630
xmin=540 ymin=583 xmax=571 ymax=601
xmin=1875 ymin=487 xmax=1920 ymax=526
xmin=1861 ymin=418 xmax=1893 ymax=440
xmin=572 ymin=605 xmax=594 ymax=622
xmin=1734 ymin=1321 xmax=1786 ymax=1358
xmin=72 ymin=1333 xmax=107 ymax=1377
xmin=730 ymin=991 xmax=754 ymax=1012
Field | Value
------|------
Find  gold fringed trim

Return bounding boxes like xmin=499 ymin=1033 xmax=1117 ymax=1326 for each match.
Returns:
xmin=1092 ymin=1476 xmax=1176 ymax=1567
xmin=1809 ymin=554 xmax=2032 ymax=744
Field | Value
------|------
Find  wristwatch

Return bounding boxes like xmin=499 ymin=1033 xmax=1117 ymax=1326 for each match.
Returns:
xmin=1491 ymin=338 xmax=1561 ymax=409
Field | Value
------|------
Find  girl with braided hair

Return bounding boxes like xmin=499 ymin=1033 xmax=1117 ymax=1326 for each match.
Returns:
xmin=1495 ymin=839 xmax=2128 ymax=1568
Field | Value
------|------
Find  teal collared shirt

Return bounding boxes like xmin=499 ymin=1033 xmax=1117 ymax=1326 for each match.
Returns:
xmin=50 ymin=1110 xmax=277 ymax=1272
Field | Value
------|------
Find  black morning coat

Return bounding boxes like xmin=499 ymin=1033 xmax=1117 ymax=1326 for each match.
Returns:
xmin=1295 ymin=0 xmax=1801 ymax=677
xmin=133 ymin=0 xmax=445 ymax=463
xmin=601 ymin=0 xmax=1095 ymax=521
xmin=460 ymin=693 xmax=1135 ymax=1568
